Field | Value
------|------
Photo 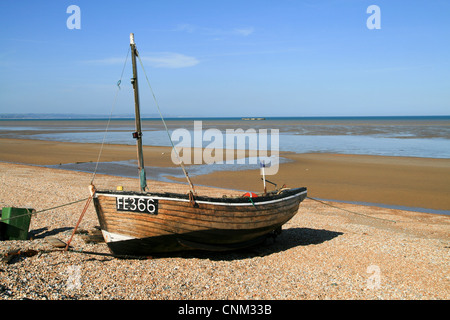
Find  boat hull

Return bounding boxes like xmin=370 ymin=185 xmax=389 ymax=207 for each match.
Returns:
xmin=93 ymin=187 xmax=307 ymax=255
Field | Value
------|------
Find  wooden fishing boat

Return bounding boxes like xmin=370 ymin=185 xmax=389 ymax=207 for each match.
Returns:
xmin=91 ymin=34 xmax=307 ymax=255
xmin=93 ymin=188 xmax=306 ymax=255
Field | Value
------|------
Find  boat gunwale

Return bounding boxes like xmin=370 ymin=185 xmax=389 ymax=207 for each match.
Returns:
xmin=94 ymin=187 xmax=307 ymax=207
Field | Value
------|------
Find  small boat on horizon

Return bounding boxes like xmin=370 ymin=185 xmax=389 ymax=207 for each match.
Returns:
xmin=242 ymin=117 xmax=266 ymax=120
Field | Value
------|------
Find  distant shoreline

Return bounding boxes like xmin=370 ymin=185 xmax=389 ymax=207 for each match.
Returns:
xmin=1 ymin=114 xmax=450 ymax=121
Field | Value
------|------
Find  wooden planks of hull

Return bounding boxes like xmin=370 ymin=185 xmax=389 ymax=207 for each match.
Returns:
xmin=93 ymin=187 xmax=306 ymax=254
xmin=96 ymin=196 xmax=300 ymax=233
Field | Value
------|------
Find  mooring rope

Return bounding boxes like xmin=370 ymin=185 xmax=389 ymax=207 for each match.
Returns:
xmin=306 ymin=196 xmax=397 ymax=223
xmin=0 ymin=197 xmax=90 ymax=223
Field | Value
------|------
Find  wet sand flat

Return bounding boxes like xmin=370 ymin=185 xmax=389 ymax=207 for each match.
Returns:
xmin=0 ymin=138 xmax=174 ymax=167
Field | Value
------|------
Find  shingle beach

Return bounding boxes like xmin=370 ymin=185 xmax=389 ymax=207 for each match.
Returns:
xmin=1 ymin=162 xmax=448 ymax=300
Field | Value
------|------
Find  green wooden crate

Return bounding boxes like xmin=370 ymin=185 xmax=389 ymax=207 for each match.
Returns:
xmin=0 ymin=207 xmax=34 ymax=240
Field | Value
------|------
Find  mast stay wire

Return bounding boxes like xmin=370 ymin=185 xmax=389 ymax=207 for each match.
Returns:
xmin=90 ymin=47 xmax=130 ymax=185
xmin=136 ymin=52 xmax=196 ymax=195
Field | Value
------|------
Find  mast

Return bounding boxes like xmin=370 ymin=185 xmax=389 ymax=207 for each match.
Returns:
xmin=130 ymin=33 xmax=147 ymax=192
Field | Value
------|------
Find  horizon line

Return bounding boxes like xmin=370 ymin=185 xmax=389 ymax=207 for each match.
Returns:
xmin=1 ymin=113 xmax=449 ymax=120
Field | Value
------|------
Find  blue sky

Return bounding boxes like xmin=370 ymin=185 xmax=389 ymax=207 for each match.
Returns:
xmin=0 ymin=0 xmax=449 ymax=117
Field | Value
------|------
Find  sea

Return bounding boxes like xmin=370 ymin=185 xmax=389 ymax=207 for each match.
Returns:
xmin=1 ymin=116 xmax=450 ymax=158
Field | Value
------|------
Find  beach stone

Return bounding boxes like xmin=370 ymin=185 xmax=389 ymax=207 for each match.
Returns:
xmin=46 ymin=238 xmax=67 ymax=248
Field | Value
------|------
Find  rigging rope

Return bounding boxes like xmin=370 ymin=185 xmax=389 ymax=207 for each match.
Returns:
xmin=136 ymin=53 xmax=196 ymax=195
xmin=90 ymin=47 xmax=130 ymax=185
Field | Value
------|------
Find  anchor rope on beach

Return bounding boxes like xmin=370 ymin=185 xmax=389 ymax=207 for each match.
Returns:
xmin=306 ymin=196 xmax=397 ymax=223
